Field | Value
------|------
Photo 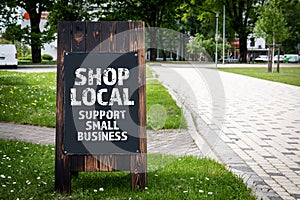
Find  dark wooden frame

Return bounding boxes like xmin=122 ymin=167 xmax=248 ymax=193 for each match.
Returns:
xmin=55 ymin=21 xmax=146 ymax=193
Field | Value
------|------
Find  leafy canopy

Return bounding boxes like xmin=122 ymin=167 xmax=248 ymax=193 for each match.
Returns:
xmin=255 ymin=0 xmax=289 ymax=44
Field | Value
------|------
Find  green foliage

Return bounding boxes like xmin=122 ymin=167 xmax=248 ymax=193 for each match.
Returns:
xmin=181 ymin=0 xmax=262 ymax=63
xmin=14 ymin=41 xmax=31 ymax=57
xmin=0 ymin=0 xmax=55 ymax=63
xmin=281 ymin=0 xmax=300 ymax=53
xmin=17 ymin=61 xmax=57 ymax=65
xmin=0 ymin=139 xmax=255 ymax=199
xmin=0 ymin=38 xmax=12 ymax=44
xmin=103 ymin=0 xmax=183 ymax=61
xmin=47 ymin=0 xmax=94 ymax=32
xmin=1 ymin=24 xmax=24 ymax=42
xmin=1 ymin=0 xmax=298 ymax=61
xmin=255 ymin=0 xmax=289 ymax=44
xmin=105 ymin=0 xmax=181 ymax=28
xmin=178 ymin=0 xmax=218 ymax=38
xmin=186 ymin=33 xmax=230 ymax=61
xmin=41 ymin=54 xmax=53 ymax=61
xmin=18 ymin=55 xmax=32 ymax=61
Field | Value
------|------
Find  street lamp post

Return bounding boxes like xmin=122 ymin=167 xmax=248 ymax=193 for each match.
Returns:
xmin=222 ymin=5 xmax=225 ymax=65
xmin=215 ymin=12 xmax=219 ymax=68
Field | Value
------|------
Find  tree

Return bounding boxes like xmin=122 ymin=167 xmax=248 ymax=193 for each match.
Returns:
xmin=225 ymin=0 xmax=261 ymax=63
xmin=1 ymin=24 xmax=24 ymax=43
xmin=281 ymin=0 xmax=300 ymax=53
xmin=105 ymin=0 xmax=182 ymax=61
xmin=187 ymin=0 xmax=261 ymax=63
xmin=47 ymin=0 xmax=97 ymax=31
xmin=0 ymin=0 xmax=54 ymax=63
xmin=255 ymin=0 xmax=289 ymax=72
xmin=186 ymin=33 xmax=230 ymax=61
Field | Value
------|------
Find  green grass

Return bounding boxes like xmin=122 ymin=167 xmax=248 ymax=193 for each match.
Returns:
xmin=0 ymin=139 xmax=255 ymax=199
xmin=0 ymin=71 xmax=185 ymax=129
xmin=146 ymin=79 xmax=186 ymax=130
xmin=0 ymin=72 xmax=56 ymax=127
xmin=18 ymin=60 xmax=57 ymax=65
xmin=146 ymin=65 xmax=156 ymax=79
xmin=218 ymin=67 xmax=300 ymax=86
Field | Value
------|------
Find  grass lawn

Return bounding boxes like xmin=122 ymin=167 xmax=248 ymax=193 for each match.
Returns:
xmin=146 ymin=65 xmax=155 ymax=78
xmin=218 ymin=67 xmax=300 ymax=86
xmin=0 ymin=139 xmax=255 ymax=199
xmin=0 ymin=71 xmax=185 ymax=129
xmin=147 ymin=79 xmax=186 ymax=130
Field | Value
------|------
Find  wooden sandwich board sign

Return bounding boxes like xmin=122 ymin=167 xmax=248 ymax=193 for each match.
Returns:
xmin=55 ymin=21 xmax=146 ymax=193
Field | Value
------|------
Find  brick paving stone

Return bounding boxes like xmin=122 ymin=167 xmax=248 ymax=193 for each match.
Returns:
xmin=151 ymin=64 xmax=300 ymax=200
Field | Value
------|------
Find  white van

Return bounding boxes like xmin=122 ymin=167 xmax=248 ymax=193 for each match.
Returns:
xmin=0 ymin=44 xmax=18 ymax=68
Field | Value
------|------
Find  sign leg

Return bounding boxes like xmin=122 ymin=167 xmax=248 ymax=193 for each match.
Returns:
xmin=55 ymin=154 xmax=71 ymax=193
xmin=130 ymin=154 xmax=147 ymax=190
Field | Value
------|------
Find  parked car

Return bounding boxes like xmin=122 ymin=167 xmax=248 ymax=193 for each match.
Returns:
xmin=219 ymin=57 xmax=239 ymax=63
xmin=274 ymin=55 xmax=285 ymax=63
xmin=0 ymin=44 xmax=18 ymax=69
xmin=284 ymin=54 xmax=299 ymax=63
xmin=254 ymin=55 xmax=268 ymax=62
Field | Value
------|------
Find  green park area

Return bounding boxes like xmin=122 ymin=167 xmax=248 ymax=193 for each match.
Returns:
xmin=1 ymin=0 xmax=298 ymax=198
xmin=0 ymin=70 xmax=185 ymax=129
xmin=0 ymin=70 xmax=255 ymax=199
xmin=218 ymin=67 xmax=300 ymax=86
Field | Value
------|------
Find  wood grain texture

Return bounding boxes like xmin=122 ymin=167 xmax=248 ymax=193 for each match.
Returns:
xmin=56 ymin=21 xmax=146 ymax=193
xmin=55 ymin=21 xmax=71 ymax=193
xmin=100 ymin=21 xmax=116 ymax=52
xmin=86 ymin=22 xmax=100 ymax=51
xmin=130 ymin=21 xmax=147 ymax=190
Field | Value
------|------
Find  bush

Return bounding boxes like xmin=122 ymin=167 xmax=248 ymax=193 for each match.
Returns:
xmin=18 ymin=55 xmax=32 ymax=61
xmin=42 ymin=54 xmax=53 ymax=61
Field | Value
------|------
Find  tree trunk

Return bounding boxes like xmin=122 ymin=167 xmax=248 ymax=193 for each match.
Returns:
xmin=272 ymin=35 xmax=275 ymax=72
xmin=268 ymin=46 xmax=272 ymax=72
xmin=149 ymin=29 xmax=157 ymax=61
xmin=277 ymin=46 xmax=280 ymax=73
xmin=162 ymin=50 xmax=166 ymax=61
xmin=172 ymin=52 xmax=177 ymax=61
xmin=29 ymin=10 xmax=42 ymax=63
xmin=239 ymin=35 xmax=248 ymax=63
xmin=31 ymin=44 xmax=42 ymax=63
xmin=177 ymin=32 xmax=185 ymax=61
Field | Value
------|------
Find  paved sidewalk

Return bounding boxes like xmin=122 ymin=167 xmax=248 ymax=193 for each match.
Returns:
xmin=0 ymin=122 xmax=201 ymax=157
xmin=151 ymin=64 xmax=300 ymax=200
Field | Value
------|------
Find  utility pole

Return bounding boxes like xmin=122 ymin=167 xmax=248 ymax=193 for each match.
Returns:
xmin=215 ymin=12 xmax=219 ymax=68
